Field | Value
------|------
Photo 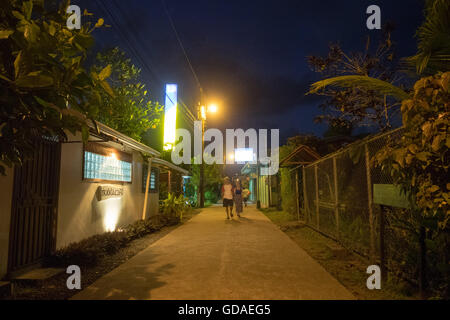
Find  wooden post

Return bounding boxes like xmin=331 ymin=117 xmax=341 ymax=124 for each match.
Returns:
xmin=314 ymin=164 xmax=319 ymax=228
xmin=303 ymin=166 xmax=309 ymax=223
xmin=295 ymin=169 xmax=300 ymax=221
xmin=142 ymin=158 xmax=152 ymax=220
xmin=333 ymin=157 xmax=339 ymax=238
xmin=365 ymin=144 xmax=375 ymax=262
xmin=419 ymin=225 xmax=427 ymax=298
xmin=168 ymin=170 xmax=172 ymax=194
xmin=379 ymin=205 xmax=387 ymax=282
xmin=180 ymin=175 xmax=184 ymax=197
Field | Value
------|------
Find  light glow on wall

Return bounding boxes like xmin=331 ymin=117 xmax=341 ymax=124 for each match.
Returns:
xmin=102 ymin=198 xmax=121 ymax=232
xmin=163 ymin=84 xmax=178 ymax=150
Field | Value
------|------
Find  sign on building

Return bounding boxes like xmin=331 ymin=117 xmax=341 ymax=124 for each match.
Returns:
xmin=96 ymin=185 xmax=124 ymax=201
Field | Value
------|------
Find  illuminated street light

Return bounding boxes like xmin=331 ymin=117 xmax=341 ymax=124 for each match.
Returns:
xmin=207 ymin=103 xmax=218 ymax=113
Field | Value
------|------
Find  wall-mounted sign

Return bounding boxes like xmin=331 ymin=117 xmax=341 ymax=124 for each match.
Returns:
xmin=96 ymin=185 xmax=124 ymax=201
xmin=373 ymin=184 xmax=411 ymax=209
xmin=163 ymin=84 xmax=178 ymax=150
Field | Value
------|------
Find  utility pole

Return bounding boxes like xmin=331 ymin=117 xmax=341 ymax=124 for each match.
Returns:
xmin=198 ymin=88 xmax=205 ymax=208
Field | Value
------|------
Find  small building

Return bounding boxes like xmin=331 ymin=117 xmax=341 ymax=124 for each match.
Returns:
xmin=0 ymin=122 xmax=188 ymax=278
xmin=241 ymin=163 xmax=278 ymax=209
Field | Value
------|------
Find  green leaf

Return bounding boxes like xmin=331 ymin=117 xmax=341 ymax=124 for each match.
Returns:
xmin=12 ymin=11 xmax=25 ymax=20
xmin=98 ymin=64 xmax=111 ymax=81
xmin=0 ymin=30 xmax=14 ymax=39
xmin=15 ymin=73 xmax=53 ymax=88
xmin=34 ymin=96 xmax=60 ymax=111
xmin=308 ymin=75 xmax=411 ymax=101
xmin=100 ymin=80 xmax=114 ymax=97
xmin=22 ymin=1 xmax=33 ymax=20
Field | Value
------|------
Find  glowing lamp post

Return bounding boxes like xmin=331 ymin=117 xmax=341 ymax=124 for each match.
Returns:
xmin=163 ymin=84 xmax=178 ymax=151
xmin=197 ymin=101 xmax=219 ymax=208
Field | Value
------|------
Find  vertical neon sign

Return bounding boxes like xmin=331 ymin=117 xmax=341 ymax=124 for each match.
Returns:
xmin=163 ymin=84 xmax=178 ymax=150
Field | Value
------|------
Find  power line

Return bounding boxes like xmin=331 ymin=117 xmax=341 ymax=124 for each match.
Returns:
xmin=161 ymin=0 xmax=203 ymax=92
xmin=107 ymin=0 xmax=197 ymax=124
xmin=96 ymin=0 xmax=197 ymax=125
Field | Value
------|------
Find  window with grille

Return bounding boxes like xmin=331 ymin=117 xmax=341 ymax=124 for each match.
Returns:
xmin=142 ymin=164 xmax=159 ymax=193
xmin=83 ymin=143 xmax=132 ymax=183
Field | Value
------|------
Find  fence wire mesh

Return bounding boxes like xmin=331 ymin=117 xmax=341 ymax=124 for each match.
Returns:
xmin=302 ymin=128 xmax=415 ymax=272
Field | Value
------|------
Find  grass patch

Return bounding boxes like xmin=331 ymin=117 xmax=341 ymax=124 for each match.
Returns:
xmin=261 ymin=208 xmax=418 ymax=300
xmin=259 ymin=207 xmax=296 ymax=224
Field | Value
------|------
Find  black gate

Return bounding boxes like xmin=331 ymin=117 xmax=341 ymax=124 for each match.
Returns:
xmin=8 ymin=137 xmax=61 ymax=273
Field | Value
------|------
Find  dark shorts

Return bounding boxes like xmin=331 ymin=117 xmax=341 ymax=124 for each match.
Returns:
xmin=223 ymin=198 xmax=234 ymax=207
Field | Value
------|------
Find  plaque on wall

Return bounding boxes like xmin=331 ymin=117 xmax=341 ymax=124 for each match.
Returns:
xmin=96 ymin=185 xmax=124 ymax=201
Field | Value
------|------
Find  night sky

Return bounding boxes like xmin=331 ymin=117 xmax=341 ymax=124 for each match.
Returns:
xmin=79 ymin=0 xmax=424 ymax=149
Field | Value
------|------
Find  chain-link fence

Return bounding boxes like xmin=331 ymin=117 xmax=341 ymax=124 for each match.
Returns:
xmin=302 ymin=128 xmax=425 ymax=281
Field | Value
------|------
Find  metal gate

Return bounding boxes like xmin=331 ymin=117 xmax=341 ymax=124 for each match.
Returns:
xmin=8 ymin=137 xmax=61 ymax=273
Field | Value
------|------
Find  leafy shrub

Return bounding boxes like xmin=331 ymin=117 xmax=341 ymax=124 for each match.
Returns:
xmin=123 ymin=218 xmax=160 ymax=240
xmin=45 ymin=213 xmax=176 ymax=268
xmin=45 ymin=231 xmax=128 ymax=267
xmin=162 ymin=193 xmax=191 ymax=221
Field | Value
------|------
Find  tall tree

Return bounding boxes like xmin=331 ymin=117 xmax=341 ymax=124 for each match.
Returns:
xmin=0 ymin=0 xmax=111 ymax=173
xmin=307 ymin=26 xmax=403 ymax=131
xmin=92 ymin=47 xmax=163 ymax=142
xmin=308 ymin=0 xmax=450 ymax=102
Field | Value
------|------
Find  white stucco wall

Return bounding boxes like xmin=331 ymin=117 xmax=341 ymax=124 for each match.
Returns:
xmin=0 ymin=167 xmax=14 ymax=279
xmin=56 ymin=135 xmax=159 ymax=249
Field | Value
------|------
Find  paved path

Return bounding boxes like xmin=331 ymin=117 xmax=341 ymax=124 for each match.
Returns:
xmin=73 ymin=205 xmax=354 ymax=300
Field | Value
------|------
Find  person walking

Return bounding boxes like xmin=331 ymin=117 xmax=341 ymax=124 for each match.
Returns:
xmin=234 ymin=178 xmax=243 ymax=217
xmin=242 ymin=187 xmax=251 ymax=207
xmin=221 ymin=177 xmax=235 ymax=219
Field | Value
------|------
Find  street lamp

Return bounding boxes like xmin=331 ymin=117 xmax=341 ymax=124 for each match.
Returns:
xmin=207 ymin=103 xmax=218 ymax=113
xmin=197 ymin=101 xmax=219 ymax=208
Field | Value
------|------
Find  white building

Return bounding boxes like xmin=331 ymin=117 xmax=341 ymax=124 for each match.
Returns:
xmin=0 ymin=122 xmax=188 ymax=278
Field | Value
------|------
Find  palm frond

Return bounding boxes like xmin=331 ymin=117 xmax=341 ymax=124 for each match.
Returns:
xmin=407 ymin=0 xmax=450 ymax=74
xmin=308 ymin=75 xmax=410 ymax=101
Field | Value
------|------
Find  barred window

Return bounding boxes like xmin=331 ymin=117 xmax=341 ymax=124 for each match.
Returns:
xmin=142 ymin=164 xmax=159 ymax=193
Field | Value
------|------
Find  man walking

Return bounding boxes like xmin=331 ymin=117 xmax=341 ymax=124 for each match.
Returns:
xmin=221 ymin=177 xmax=235 ymax=219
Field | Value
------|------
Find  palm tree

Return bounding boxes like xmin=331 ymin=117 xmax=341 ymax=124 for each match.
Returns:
xmin=308 ymin=0 xmax=450 ymax=101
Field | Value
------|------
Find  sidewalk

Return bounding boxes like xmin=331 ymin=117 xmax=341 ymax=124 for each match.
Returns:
xmin=73 ymin=205 xmax=354 ymax=300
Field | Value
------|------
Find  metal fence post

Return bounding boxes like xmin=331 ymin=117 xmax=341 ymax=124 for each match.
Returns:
xmin=295 ymin=169 xmax=300 ymax=221
xmin=302 ymin=166 xmax=309 ymax=224
xmin=365 ymin=143 xmax=375 ymax=262
xmin=314 ymin=164 xmax=319 ymax=229
xmin=333 ymin=156 xmax=339 ymax=239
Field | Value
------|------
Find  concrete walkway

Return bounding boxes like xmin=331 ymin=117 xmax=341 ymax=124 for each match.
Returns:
xmin=73 ymin=205 xmax=354 ymax=300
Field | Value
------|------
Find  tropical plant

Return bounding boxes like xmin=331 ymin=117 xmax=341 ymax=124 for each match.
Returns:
xmin=308 ymin=0 xmax=450 ymax=101
xmin=307 ymin=27 xmax=403 ymax=130
xmin=190 ymin=156 xmax=223 ymax=206
xmin=374 ymin=72 xmax=449 ymax=229
xmin=162 ymin=193 xmax=190 ymax=221
xmin=92 ymin=47 xmax=163 ymax=142
xmin=405 ymin=0 xmax=450 ymax=75
xmin=0 ymin=0 xmax=111 ymax=174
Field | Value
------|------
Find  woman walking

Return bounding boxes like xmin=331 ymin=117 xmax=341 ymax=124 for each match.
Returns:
xmin=221 ymin=177 xmax=235 ymax=219
xmin=234 ymin=178 xmax=243 ymax=217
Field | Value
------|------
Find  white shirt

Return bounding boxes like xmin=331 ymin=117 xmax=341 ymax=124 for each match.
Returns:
xmin=222 ymin=184 xmax=233 ymax=200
